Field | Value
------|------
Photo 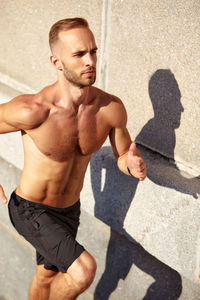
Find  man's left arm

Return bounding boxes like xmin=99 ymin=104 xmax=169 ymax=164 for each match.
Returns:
xmin=109 ymin=102 xmax=146 ymax=181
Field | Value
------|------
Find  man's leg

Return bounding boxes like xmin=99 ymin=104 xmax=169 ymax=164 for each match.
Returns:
xmin=49 ymin=250 xmax=96 ymax=300
xmin=29 ymin=265 xmax=57 ymax=300
xmin=29 ymin=250 xmax=96 ymax=300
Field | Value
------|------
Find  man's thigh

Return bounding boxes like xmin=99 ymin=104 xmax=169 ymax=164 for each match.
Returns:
xmin=8 ymin=194 xmax=85 ymax=273
xmin=34 ymin=264 xmax=58 ymax=285
xmin=66 ymin=250 xmax=97 ymax=284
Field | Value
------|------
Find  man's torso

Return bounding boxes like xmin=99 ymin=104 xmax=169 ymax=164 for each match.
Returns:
xmin=16 ymin=85 xmax=119 ymax=207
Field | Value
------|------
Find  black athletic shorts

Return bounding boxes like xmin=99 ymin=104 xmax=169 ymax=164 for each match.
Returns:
xmin=8 ymin=191 xmax=85 ymax=273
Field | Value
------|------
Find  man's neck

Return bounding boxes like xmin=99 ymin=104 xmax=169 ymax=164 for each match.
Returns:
xmin=56 ymin=74 xmax=90 ymax=109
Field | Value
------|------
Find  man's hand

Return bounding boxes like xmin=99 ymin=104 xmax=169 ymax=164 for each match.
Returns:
xmin=0 ymin=185 xmax=7 ymax=204
xmin=127 ymin=143 xmax=146 ymax=181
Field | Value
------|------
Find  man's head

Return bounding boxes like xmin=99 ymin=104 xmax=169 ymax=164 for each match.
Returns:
xmin=49 ymin=18 xmax=97 ymax=88
xmin=49 ymin=18 xmax=89 ymax=52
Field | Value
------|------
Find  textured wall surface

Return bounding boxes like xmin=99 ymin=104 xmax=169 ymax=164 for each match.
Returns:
xmin=105 ymin=0 xmax=200 ymax=171
xmin=0 ymin=0 xmax=103 ymax=90
xmin=0 ymin=0 xmax=199 ymax=170
xmin=0 ymin=1 xmax=200 ymax=299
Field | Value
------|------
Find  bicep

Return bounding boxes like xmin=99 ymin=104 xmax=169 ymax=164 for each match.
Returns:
xmin=0 ymin=96 xmax=45 ymax=133
xmin=0 ymin=103 xmax=19 ymax=133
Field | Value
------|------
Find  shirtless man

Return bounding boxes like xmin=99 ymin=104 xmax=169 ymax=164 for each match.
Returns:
xmin=0 ymin=18 xmax=146 ymax=300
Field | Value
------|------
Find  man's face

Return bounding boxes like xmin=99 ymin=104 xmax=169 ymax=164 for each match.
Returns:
xmin=56 ymin=27 xmax=97 ymax=88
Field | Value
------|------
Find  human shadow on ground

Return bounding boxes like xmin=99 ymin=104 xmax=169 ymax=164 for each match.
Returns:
xmin=90 ymin=69 xmax=199 ymax=299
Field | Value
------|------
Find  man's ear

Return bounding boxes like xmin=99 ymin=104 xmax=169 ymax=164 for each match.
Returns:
xmin=50 ymin=55 xmax=63 ymax=71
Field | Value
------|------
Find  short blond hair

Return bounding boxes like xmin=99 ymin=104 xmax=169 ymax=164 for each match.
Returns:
xmin=49 ymin=17 xmax=89 ymax=51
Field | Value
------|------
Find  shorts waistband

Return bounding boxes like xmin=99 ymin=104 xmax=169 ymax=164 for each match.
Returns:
xmin=10 ymin=191 xmax=80 ymax=212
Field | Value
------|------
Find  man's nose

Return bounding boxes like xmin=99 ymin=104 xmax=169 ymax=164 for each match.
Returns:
xmin=85 ymin=53 xmax=95 ymax=66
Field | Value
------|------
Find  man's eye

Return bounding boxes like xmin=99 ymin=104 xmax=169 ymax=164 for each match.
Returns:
xmin=90 ymin=50 xmax=97 ymax=55
xmin=75 ymin=53 xmax=83 ymax=57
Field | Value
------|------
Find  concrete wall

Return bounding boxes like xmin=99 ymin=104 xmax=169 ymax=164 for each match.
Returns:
xmin=0 ymin=1 xmax=200 ymax=299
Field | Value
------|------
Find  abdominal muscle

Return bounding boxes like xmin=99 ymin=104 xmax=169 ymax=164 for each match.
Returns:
xmin=16 ymin=140 xmax=91 ymax=208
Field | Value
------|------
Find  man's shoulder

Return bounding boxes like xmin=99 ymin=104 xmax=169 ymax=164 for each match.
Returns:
xmin=91 ymin=87 xmax=127 ymax=126
xmin=4 ymin=88 xmax=51 ymax=130
xmin=91 ymin=86 xmax=123 ymax=106
xmin=10 ymin=92 xmax=46 ymax=113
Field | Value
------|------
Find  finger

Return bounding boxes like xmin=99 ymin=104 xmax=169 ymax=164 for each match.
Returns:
xmin=0 ymin=185 xmax=7 ymax=204
xmin=139 ymin=163 xmax=146 ymax=172
xmin=128 ymin=143 xmax=137 ymax=156
xmin=135 ymin=161 xmax=146 ymax=173
xmin=138 ymin=167 xmax=147 ymax=181
xmin=137 ymin=160 xmax=144 ymax=168
xmin=128 ymin=168 xmax=146 ymax=181
xmin=139 ymin=172 xmax=147 ymax=181
xmin=139 ymin=176 xmax=146 ymax=181
xmin=129 ymin=162 xmax=146 ymax=174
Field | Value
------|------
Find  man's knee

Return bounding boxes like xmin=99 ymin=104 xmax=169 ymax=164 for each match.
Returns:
xmin=35 ymin=265 xmax=57 ymax=287
xmin=66 ymin=251 xmax=97 ymax=292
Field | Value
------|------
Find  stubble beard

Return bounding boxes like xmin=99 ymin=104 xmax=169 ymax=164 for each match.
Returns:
xmin=62 ymin=64 xmax=96 ymax=88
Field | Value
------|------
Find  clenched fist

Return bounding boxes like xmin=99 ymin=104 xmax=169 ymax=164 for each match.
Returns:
xmin=127 ymin=143 xmax=146 ymax=181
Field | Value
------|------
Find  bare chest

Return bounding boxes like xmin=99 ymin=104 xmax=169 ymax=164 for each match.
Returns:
xmin=26 ymin=109 xmax=110 ymax=161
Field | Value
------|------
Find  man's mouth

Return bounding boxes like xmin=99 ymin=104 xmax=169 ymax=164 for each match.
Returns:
xmin=82 ymin=68 xmax=96 ymax=75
